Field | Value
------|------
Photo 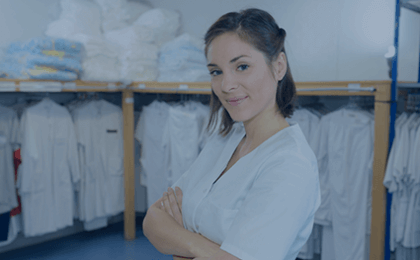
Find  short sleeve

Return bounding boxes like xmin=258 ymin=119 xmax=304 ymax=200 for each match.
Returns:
xmin=134 ymin=110 xmax=146 ymax=143
xmin=220 ymin=155 xmax=321 ymax=260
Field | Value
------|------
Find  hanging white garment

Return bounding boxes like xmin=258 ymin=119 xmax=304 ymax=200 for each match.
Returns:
xmin=313 ymin=114 xmax=333 ymax=226
xmin=162 ymin=104 xmax=200 ymax=187
xmin=326 ymin=108 xmax=374 ymax=260
xmin=17 ymin=98 xmax=80 ymax=237
xmin=184 ymin=101 xmax=211 ymax=153
xmin=384 ymin=112 xmax=408 ymax=251
xmin=72 ymin=100 xmax=124 ymax=224
xmin=135 ymin=101 xmax=171 ymax=209
xmin=287 ymin=108 xmax=320 ymax=153
xmin=0 ymin=105 xmax=19 ymax=215
xmin=287 ymin=108 xmax=321 ymax=260
xmin=134 ymin=111 xmax=147 ymax=213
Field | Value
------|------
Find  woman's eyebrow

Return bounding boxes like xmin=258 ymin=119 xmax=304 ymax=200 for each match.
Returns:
xmin=207 ymin=55 xmax=250 ymax=67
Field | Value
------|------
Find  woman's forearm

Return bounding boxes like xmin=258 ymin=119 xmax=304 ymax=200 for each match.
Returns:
xmin=143 ymin=206 xmax=220 ymax=258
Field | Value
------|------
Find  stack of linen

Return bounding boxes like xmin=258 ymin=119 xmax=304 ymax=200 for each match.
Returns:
xmin=158 ymin=33 xmax=211 ymax=82
xmin=0 ymin=37 xmax=84 ymax=81
xmin=105 ymin=8 xmax=181 ymax=81
xmin=45 ymin=0 xmax=121 ymax=82
xmin=93 ymin=0 xmax=151 ymax=32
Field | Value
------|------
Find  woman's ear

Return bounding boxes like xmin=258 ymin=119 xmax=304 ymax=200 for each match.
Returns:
xmin=272 ymin=52 xmax=287 ymax=82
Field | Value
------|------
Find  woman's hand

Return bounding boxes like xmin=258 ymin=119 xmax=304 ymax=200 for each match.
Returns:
xmin=161 ymin=186 xmax=184 ymax=227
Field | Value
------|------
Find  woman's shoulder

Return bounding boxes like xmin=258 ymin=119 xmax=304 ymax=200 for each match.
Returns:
xmin=257 ymin=123 xmax=319 ymax=178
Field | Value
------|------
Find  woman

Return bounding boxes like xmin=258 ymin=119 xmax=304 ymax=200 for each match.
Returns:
xmin=143 ymin=8 xmax=321 ymax=260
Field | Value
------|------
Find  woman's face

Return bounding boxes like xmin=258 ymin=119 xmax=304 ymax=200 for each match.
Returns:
xmin=206 ymin=32 xmax=287 ymax=123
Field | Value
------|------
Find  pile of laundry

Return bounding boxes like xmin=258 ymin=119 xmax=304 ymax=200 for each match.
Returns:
xmin=0 ymin=37 xmax=84 ymax=81
xmin=158 ymin=33 xmax=211 ymax=82
xmin=45 ymin=0 xmax=183 ymax=82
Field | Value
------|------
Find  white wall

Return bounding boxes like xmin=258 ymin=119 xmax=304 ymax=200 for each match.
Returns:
xmin=0 ymin=0 xmax=418 ymax=82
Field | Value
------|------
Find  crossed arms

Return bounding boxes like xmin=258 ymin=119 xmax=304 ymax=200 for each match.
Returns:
xmin=142 ymin=187 xmax=241 ymax=260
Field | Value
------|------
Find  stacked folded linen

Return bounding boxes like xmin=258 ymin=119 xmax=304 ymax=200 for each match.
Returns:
xmin=70 ymin=34 xmax=121 ymax=82
xmin=158 ymin=33 xmax=210 ymax=82
xmin=93 ymin=0 xmax=151 ymax=32
xmin=104 ymin=21 xmax=158 ymax=81
xmin=0 ymin=37 xmax=84 ymax=81
xmin=45 ymin=0 xmax=102 ymax=39
xmin=133 ymin=8 xmax=181 ymax=48
xmin=103 ymin=8 xmax=181 ymax=81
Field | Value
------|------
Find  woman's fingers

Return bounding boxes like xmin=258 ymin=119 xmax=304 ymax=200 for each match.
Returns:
xmin=168 ymin=187 xmax=183 ymax=226
xmin=162 ymin=191 xmax=174 ymax=218
xmin=175 ymin=186 xmax=183 ymax=211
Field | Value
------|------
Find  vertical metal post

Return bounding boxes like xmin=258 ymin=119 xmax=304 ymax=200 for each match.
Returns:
xmin=385 ymin=0 xmax=400 ymax=259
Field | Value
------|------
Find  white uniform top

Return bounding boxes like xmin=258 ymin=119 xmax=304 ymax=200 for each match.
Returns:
xmin=0 ymin=105 xmax=19 ymax=215
xmin=162 ymin=105 xmax=200 ymax=186
xmin=72 ymin=99 xmax=124 ymax=222
xmin=325 ymin=108 xmax=374 ymax=260
xmin=171 ymin=122 xmax=321 ymax=260
xmin=17 ymin=98 xmax=80 ymax=237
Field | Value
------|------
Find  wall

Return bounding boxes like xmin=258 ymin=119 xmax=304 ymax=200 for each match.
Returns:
xmin=148 ymin=0 xmax=419 ymax=82
xmin=0 ymin=0 xmax=417 ymax=82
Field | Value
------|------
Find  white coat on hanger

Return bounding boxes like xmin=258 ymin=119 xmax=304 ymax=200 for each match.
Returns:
xmin=17 ymin=98 xmax=80 ymax=237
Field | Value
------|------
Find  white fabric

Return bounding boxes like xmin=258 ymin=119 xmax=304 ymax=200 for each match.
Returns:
xmin=83 ymin=217 xmax=108 ymax=231
xmin=81 ymin=55 xmax=121 ymax=82
xmin=104 ymin=26 xmax=158 ymax=81
xmin=326 ymin=108 xmax=374 ymax=260
xmin=158 ymin=33 xmax=210 ymax=82
xmin=45 ymin=0 xmax=102 ymax=39
xmin=120 ymin=60 xmax=158 ymax=81
xmin=17 ymin=98 xmax=80 ymax=237
xmin=104 ymin=26 xmax=155 ymax=50
xmin=93 ymin=0 xmax=129 ymax=32
xmin=184 ymin=101 xmax=211 ymax=152
xmin=72 ymin=100 xmax=124 ymax=223
xmin=133 ymin=8 xmax=181 ymax=47
xmin=134 ymin=111 xmax=147 ymax=213
xmin=60 ymin=33 xmax=121 ymax=82
xmin=124 ymin=1 xmax=152 ymax=25
xmin=287 ymin=109 xmax=321 ymax=259
xmin=135 ymin=101 xmax=171 ymax=209
xmin=313 ymin=114 xmax=332 ymax=226
xmin=158 ymin=69 xmax=211 ymax=82
xmin=384 ymin=112 xmax=420 ymax=251
xmin=171 ymin=122 xmax=321 ymax=260
xmin=70 ymin=34 xmax=119 ymax=59
xmin=162 ymin=105 xmax=200 ymax=187
xmin=0 ymin=105 xmax=19 ymax=215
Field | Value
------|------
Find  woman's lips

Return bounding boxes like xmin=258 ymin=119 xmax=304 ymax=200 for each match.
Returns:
xmin=227 ymin=96 xmax=248 ymax=106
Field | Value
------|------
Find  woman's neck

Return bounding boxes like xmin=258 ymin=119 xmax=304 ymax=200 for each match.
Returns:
xmin=239 ymin=110 xmax=290 ymax=157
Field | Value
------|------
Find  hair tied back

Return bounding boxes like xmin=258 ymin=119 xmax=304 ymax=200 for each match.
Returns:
xmin=278 ymin=28 xmax=286 ymax=38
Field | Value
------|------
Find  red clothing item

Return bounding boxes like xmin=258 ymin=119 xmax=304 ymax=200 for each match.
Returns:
xmin=10 ymin=149 xmax=22 ymax=217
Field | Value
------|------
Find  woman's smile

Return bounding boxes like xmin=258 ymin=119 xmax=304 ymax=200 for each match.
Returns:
xmin=226 ymin=96 xmax=248 ymax=106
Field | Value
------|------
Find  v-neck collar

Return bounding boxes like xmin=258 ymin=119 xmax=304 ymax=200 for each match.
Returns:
xmin=211 ymin=122 xmax=298 ymax=186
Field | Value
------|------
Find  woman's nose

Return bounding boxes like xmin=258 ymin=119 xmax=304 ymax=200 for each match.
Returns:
xmin=221 ymin=74 xmax=238 ymax=93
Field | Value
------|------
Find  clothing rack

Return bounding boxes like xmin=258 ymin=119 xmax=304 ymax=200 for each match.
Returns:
xmin=387 ymin=1 xmax=420 ymax=259
xmin=0 ymin=79 xmax=391 ymax=260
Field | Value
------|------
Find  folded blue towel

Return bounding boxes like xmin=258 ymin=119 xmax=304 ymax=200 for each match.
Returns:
xmin=3 ymin=53 xmax=83 ymax=75
xmin=7 ymin=37 xmax=84 ymax=62
xmin=0 ymin=62 xmax=78 ymax=81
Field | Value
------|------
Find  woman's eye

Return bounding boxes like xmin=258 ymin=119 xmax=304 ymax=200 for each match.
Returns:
xmin=238 ymin=64 xmax=249 ymax=71
xmin=209 ymin=70 xmax=222 ymax=76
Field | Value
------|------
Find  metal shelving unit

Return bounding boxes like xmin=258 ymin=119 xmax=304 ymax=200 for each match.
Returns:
xmin=386 ymin=1 xmax=420 ymax=260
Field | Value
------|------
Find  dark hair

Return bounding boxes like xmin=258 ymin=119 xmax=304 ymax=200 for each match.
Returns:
xmin=205 ymin=8 xmax=296 ymax=136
